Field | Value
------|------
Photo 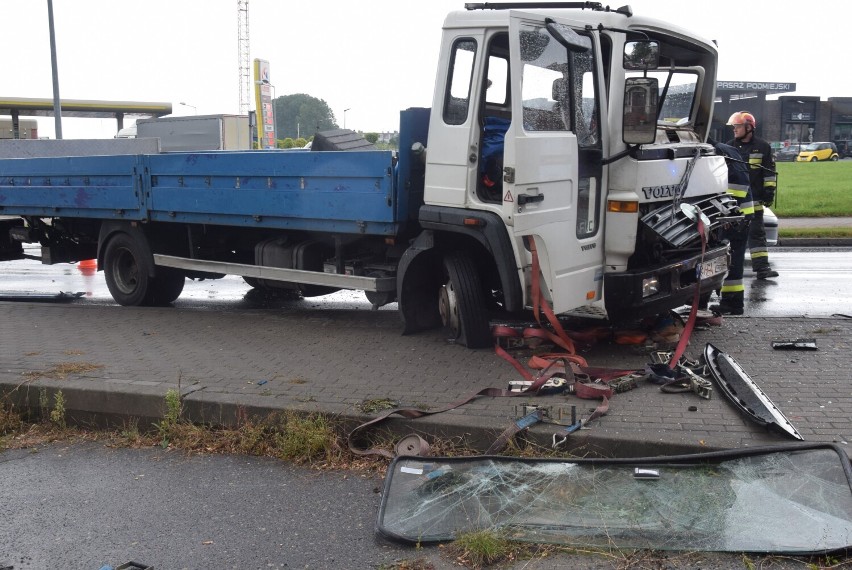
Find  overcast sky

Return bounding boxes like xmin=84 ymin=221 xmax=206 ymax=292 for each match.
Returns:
xmin=3 ymin=0 xmax=845 ymax=139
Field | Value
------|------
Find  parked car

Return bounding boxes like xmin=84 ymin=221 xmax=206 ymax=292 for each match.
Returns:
xmin=774 ymin=144 xmax=802 ymax=162
xmin=837 ymin=140 xmax=852 ymax=158
xmin=796 ymin=141 xmax=840 ymax=162
xmin=763 ymin=206 xmax=778 ymax=246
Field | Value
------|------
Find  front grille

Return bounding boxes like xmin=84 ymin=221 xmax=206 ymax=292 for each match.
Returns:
xmin=640 ymin=194 xmax=740 ymax=249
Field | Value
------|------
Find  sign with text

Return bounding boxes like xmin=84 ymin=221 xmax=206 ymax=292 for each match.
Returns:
xmin=253 ymin=59 xmax=276 ymax=149
xmin=716 ymin=81 xmax=796 ymax=93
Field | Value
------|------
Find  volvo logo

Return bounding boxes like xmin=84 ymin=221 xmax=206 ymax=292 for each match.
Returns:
xmin=641 ymin=185 xmax=679 ymax=199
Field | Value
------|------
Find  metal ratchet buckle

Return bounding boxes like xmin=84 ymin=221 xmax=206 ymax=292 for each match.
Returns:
xmin=514 ymin=403 xmax=577 ymax=427
xmin=551 ymin=420 xmax=584 ymax=448
xmin=678 ymin=365 xmax=713 ymax=399
xmin=650 ymin=351 xmax=673 ymax=365
xmin=608 ymin=373 xmax=644 ymax=393
xmin=508 ymin=375 xmax=568 ymax=395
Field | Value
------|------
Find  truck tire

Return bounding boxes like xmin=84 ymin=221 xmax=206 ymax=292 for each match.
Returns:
xmin=103 ymin=232 xmax=183 ymax=306
xmin=144 ymin=267 xmax=185 ymax=306
xmin=439 ymin=251 xmax=492 ymax=348
xmin=103 ymin=232 xmax=152 ymax=306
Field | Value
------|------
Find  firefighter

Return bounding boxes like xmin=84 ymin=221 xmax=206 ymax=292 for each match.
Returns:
xmin=726 ymin=111 xmax=779 ymax=280
xmin=707 ymin=139 xmax=755 ymax=315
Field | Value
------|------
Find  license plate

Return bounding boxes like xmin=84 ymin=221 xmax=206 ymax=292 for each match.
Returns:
xmin=700 ymin=257 xmax=727 ymax=279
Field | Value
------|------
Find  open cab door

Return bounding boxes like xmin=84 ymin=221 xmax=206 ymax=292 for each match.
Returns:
xmin=502 ymin=12 xmax=606 ymax=314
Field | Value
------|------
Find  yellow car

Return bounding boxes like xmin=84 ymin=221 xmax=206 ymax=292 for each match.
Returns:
xmin=796 ymin=142 xmax=840 ymax=162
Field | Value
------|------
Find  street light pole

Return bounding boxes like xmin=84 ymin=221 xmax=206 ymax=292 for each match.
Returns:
xmin=179 ymin=102 xmax=198 ymax=115
xmin=344 ymin=108 xmax=351 ymax=130
xmin=47 ymin=0 xmax=63 ymax=139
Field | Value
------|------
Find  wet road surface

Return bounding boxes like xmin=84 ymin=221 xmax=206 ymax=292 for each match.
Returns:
xmin=1 ymin=247 xmax=849 ymax=317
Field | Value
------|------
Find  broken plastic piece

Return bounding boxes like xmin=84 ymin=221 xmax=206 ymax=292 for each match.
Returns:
xmin=704 ymin=343 xmax=803 ymax=440
xmin=0 ymin=291 xmax=85 ymax=302
xmin=771 ymin=338 xmax=818 ymax=350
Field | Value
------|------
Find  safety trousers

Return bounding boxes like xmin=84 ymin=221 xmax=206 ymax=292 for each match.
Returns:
xmin=720 ymin=220 xmax=751 ymax=308
xmin=748 ymin=209 xmax=771 ymax=272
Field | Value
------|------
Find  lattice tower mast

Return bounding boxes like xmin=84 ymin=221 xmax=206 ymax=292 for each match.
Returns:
xmin=237 ymin=0 xmax=251 ymax=114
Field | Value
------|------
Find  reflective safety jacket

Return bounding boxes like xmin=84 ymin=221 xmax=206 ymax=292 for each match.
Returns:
xmin=713 ymin=141 xmax=755 ymax=218
xmin=726 ymin=135 xmax=777 ymax=211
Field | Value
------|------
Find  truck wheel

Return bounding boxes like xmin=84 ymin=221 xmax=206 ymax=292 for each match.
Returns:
xmin=144 ymin=268 xmax=185 ymax=306
xmin=439 ymin=252 xmax=492 ymax=348
xmin=103 ymin=232 xmax=152 ymax=306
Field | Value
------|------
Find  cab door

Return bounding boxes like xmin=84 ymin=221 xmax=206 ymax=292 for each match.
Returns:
xmin=502 ymin=13 xmax=606 ymax=313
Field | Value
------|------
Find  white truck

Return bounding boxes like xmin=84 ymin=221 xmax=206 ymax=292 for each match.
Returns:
xmin=0 ymin=2 xmax=739 ymax=348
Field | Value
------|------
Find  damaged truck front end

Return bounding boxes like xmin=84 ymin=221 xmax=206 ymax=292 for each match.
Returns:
xmin=601 ymin=31 xmax=738 ymax=322
xmin=604 ymin=149 xmax=740 ymax=320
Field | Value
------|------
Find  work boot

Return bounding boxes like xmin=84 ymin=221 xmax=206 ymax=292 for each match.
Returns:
xmin=755 ymin=268 xmax=779 ymax=280
xmin=708 ymin=303 xmax=744 ymax=316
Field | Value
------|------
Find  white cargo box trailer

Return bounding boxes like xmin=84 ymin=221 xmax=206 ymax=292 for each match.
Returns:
xmin=134 ymin=114 xmax=251 ymax=151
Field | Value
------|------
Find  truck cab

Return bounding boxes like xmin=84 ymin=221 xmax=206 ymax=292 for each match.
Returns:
xmin=399 ymin=3 xmax=736 ymax=346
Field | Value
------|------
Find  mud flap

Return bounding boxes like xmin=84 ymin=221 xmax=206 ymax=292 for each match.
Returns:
xmin=703 ymin=343 xmax=803 ymax=440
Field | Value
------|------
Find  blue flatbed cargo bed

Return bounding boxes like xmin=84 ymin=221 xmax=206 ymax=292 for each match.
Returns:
xmin=0 ymin=149 xmax=402 ymax=236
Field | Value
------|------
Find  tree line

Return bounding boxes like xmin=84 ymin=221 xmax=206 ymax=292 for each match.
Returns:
xmin=272 ymin=93 xmax=397 ymax=149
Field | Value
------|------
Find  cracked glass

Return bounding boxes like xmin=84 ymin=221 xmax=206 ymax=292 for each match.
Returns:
xmin=377 ymin=445 xmax=852 ymax=553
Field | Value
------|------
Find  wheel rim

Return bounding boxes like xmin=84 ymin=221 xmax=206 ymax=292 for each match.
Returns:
xmin=112 ymin=247 xmax=140 ymax=294
xmin=438 ymin=279 xmax=461 ymax=338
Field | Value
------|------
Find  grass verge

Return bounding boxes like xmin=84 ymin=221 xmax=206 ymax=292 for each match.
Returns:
xmin=774 ymin=161 xmax=852 ymax=217
xmin=2 ymin=395 xmax=852 ymax=570
xmin=778 ymin=227 xmax=852 ymax=238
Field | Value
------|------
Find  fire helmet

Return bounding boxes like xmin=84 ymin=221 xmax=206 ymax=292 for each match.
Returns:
xmin=726 ymin=111 xmax=756 ymax=128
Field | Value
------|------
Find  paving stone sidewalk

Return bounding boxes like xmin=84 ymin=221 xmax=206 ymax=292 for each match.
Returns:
xmin=2 ymin=300 xmax=849 ymax=458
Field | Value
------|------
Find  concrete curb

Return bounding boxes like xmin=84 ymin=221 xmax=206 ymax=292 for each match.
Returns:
xmin=3 ymin=299 xmax=851 ymax=459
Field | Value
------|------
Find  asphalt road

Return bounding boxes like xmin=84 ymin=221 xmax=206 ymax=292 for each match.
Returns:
xmin=0 ymin=442 xmax=819 ymax=570
xmin=2 ymin=247 xmax=851 ymax=317
xmin=0 ymin=442 xmax=404 ymax=570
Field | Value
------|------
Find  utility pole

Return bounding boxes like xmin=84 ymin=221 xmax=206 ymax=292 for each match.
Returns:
xmin=47 ymin=0 xmax=63 ymax=139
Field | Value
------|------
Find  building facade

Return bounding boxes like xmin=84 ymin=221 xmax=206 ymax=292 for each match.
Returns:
xmin=711 ymin=80 xmax=852 ymax=147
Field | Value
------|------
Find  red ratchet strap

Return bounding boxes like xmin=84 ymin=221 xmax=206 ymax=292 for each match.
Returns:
xmin=492 ymin=237 xmax=588 ymax=376
xmin=527 ymin=236 xmax=588 ymax=366
xmin=668 ymin=215 xmax=707 ymax=370
xmin=348 ymin=372 xmax=556 ymax=459
xmin=495 ymin=237 xmax=638 ymax=385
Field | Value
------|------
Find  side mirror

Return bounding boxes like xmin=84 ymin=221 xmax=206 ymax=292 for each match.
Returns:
xmin=623 ymin=40 xmax=660 ymax=70
xmin=623 ymin=77 xmax=659 ymax=145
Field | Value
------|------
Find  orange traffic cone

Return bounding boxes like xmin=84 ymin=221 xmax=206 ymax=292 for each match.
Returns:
xmin=77 ymin=259 xmax=97 ymax=275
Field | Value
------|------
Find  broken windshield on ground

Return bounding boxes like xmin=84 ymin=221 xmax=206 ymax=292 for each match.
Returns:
xmin=378 ymin=445 xmax=852 ymax=554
